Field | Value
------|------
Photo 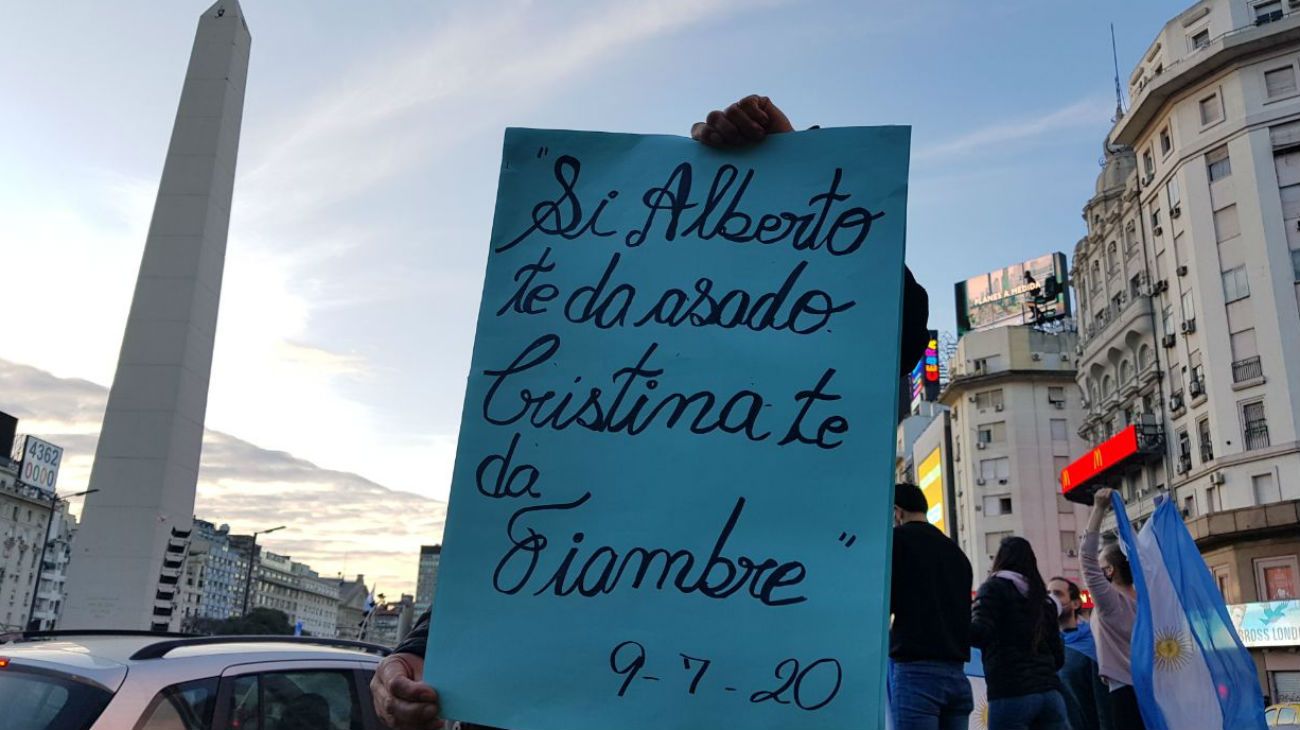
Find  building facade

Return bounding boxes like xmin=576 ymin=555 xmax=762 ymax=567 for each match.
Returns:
xmin=0 ymin=455 xmax=51 ymax=632
xmin=415 ymin=544 xmax=441 ymax=614
xmin=29 ymin=502 xmax=77 ymax=631
xmin=175 ymin=520 xmax=244 ymax=631
xmin=336 ymin=574 xmax=370 ymax=641
xmin=940 ymin=325 xmax=1091 ymax=584
xmin=1068 ymin=0 xmax=1300 ymax=702
xmin=292 ymin=562 xmax=340 ymax=638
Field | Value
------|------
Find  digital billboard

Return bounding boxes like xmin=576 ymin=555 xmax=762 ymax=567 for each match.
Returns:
xmin=918 ymin=447 xmax=947 ymax=535
xmin=908 ymin=331 xmax=941 ymax=412
xmin=13 ymin=434 xmax=62 ymax=496
xmin=955 ymin=253 xmax=1070 ymax=334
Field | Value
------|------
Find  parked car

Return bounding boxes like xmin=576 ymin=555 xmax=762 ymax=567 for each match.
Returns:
xmin=1269 ymin=702 xmax=1300 ymax=728
xmin=0 ymin=630 xmax=392 ymax=729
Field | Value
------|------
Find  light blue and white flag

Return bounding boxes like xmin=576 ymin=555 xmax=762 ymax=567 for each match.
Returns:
xmin=1111 ymin=492 xmax=1266 ymax=730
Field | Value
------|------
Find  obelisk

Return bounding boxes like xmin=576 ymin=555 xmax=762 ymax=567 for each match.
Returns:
xmin=61 ymin=1 xmax=250 ymax=631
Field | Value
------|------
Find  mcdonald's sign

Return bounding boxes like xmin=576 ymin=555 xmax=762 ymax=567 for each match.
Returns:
xmin=1059 ymin=424 xmax=1141 ymax=500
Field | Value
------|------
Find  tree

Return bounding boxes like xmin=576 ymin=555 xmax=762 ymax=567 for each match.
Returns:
xmin=187 ymin=608 xmax=294 ymax=636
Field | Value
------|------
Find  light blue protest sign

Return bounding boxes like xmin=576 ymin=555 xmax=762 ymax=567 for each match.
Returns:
xmin=427 ymin=127 xmax=910 ymax=730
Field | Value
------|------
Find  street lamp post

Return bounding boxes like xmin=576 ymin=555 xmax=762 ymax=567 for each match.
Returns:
xmin=239 ymin=525 xmax=285 ymax=616
xmin=26 ymin=488 xmax=98 ymax=632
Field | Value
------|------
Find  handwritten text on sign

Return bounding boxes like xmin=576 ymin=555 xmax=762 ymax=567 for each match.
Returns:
xmin=426 ymin=128 xmax=910 ymax=730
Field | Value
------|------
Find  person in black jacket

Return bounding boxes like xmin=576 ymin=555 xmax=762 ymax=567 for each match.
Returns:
xmin=369 ymin=94 xmax=932 ymax=730
xmin=971 ymin=536 xmax=1069 ymax=730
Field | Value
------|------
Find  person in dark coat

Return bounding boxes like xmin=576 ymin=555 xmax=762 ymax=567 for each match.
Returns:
xmin=1048 ymin=576 xmax=1115 ymax=730
xmin=369 ymin=94 xmax=932 ymax=730
xmin=971 ymin=536 xmax=1069 ymax=730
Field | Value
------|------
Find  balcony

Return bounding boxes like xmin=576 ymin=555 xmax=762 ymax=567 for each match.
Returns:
xmin=1080 ymin=294 xmax=1153 ymax=353
xmin=1245 ymin=422 xmax=1271 ymax=451
xmin=1232 ymin=356 xmax=1263 ymax=384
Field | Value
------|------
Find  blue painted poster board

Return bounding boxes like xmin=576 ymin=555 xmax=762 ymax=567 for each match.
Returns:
xmin=427 ymin=127 xmax=911 ymax=730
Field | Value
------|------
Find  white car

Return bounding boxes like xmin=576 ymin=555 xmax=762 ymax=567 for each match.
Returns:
xmin=0 ymin=630 xmax=393 ymax=730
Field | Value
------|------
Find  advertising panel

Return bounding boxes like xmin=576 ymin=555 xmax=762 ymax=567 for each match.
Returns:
xmin=13 ymin=434 xmax=62 ymax=496
xmin=955 ymin=253 xmax=1070 ymax=334
xmin=918 ymin=447 xmax=946 ymax=535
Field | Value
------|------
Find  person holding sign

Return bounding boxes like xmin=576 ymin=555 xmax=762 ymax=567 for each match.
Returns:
xmin=371 ymin=94 xmax=930 ymax=730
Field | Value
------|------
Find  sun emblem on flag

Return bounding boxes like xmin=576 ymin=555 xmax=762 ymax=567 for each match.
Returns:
xmin=1153 ymin=627 xmax=1192 ymax=671
xmin=973 ymin=699 xmax=989 ymax=729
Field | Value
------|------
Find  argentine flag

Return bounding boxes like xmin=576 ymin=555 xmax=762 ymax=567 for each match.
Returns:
xmin=1111 ymin=492 xmax=1266 ymax=730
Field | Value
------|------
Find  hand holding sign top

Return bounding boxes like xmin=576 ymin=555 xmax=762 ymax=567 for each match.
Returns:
xmin=691 ymin=95 xmax=794 ymax=146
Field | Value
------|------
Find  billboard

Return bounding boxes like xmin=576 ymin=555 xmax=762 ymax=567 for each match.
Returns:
xmin=908 ymin=331 xmax=941 ymax=413
xmin=918 ymin=446 xmax=947 ymax=535
xmin=13 ymin=434 xmax=62 ymax=496
xmin=955 ymin=253 xmax=1070 ymax=334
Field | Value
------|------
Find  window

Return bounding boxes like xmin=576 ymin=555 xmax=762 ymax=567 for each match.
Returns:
xmin=1253 ymin=472 xmax=1282 ymax=504
xmin=1243 ymin=401 xmax=1270 ymax=450
xmin=1222 ymin=265 xmax=1251 ymax=302
xmin=1181 ymin=290 xmax=1196 ymax=321
xmin=1214 ymin=204 xmax=1240 ymax=241
xmin=1160 ymin=126 xmax=1172 ymax=155
xmin=1198 ymin=417 xmax=1213 ymax=462
xmin=1051 ymin=419 xmax=1068 ymax=442
xmin=1255 ymin=0 xmax=1284 ymax=24
xmin=1207 ymin=146 xmax=1231 ymax=181
xmin=1048 ymin=386 xmax=1065 ymax=404
xmin=977 ymin=423 xmax=1006 ymax=445
xmin=983 ymin=495 xmax=1013 ymax=516
xmin=1199 ymin=93 xmax=1224 ymax=126
xmin=0 ymin=664 xmax=114 ymax=730
xmin=1292 ymin=248 xmax=1300 ymax=281
xmin=1142 ymin=149 xmax=1155 ymax=176
xmin=1107 ymin=242 xmax=1119 ymax=273
xmin=1184 ymin=494 xmax=1197 ymax=517
xmin=1151 ymin=208 xmax=1163 ymax=231
xmin=1090 ymin=260 xmax=1101 ymax=290
xmin=1191 ymin=28 xmax=1210 ymax=50
xmin=224 ymin=670 xmax=363 ymax=730
xmin=1166 ymin=177 xmax=1181 ymax=209
xmin=974 ymin=389 xmax=1004 ymax=410
xmin=1057 ymin=492 xmax=1074 ymax=515
xmin=1266 ymin=66 xmax=1298 ymax=98
xmin=137 ymin=677 xmax=219 ymax=730
xmin=1214 ymin=565 xmax=1232 ymax=600
xmin=1254 ymin=556 xmax=1298 ymax=600
xmin=978 ymin=457 xmax=1011 ymax=482
xmin=985 ymin=531 xmax=1012 ymax=557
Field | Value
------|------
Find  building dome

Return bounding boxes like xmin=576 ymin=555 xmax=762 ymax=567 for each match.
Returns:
xmin=1096 ymin=144 xmax=1136 ymax=195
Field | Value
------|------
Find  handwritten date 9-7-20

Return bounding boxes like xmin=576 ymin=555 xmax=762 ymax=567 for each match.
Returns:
xmin=609 ymin=641 xmax=842 ymax=711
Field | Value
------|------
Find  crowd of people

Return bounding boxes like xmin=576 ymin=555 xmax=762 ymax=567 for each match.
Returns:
xmin=889 ymin=483 xmax=1140 ymax=730
xmin=366 ymin=96 xmax=1155 ymax=730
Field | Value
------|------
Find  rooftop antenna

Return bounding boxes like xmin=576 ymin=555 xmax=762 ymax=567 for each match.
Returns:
xmin=1111 ymin=23 xmax=1126 ymax=122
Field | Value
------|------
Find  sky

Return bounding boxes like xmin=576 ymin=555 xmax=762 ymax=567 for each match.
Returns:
xmin=0 ymin=0 xmax=1192 ymax=593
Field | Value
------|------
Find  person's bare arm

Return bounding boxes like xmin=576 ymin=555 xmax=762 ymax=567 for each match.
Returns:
xmin=691 ymin=95 xmax=794 ymax=147
xmin=1080 ymin=488 xmax=1117 ymax=607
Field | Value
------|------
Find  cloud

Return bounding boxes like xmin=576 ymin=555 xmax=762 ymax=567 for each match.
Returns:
xmin=0 ymin=358 xmax=444 ymax=596
xmin=914 ymin=96 xmax=1113 ymax=161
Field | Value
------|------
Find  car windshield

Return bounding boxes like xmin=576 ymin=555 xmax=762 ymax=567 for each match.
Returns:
xmin=0 ymin=665 xmax=113 ymax=730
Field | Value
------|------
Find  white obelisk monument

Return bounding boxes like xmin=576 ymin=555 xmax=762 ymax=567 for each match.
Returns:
xmin=61 ymin=1 xmax=250 ymax=631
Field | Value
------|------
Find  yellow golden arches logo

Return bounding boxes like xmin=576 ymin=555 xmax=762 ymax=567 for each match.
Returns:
xmin=1093 ymin=449 xmax=1104 ymax=469
xmin=1062 ymin=470 xmax=1071 ymax=488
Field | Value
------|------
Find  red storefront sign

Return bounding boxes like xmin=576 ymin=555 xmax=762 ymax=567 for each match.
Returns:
xmin=1060 ymin=425 xmax=1140 ymax=497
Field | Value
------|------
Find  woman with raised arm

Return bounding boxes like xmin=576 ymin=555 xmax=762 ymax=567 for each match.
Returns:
xmin=1079 ymin=487 xmax=1146 ymax=730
